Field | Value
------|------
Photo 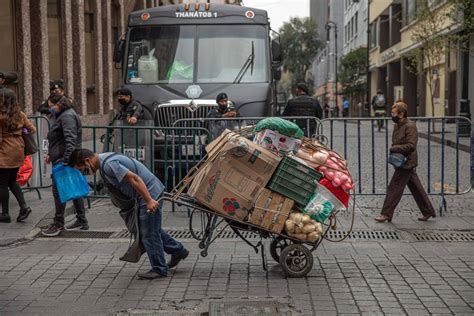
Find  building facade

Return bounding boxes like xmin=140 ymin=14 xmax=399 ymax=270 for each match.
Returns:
xmin=0 ymin=0 xmax=239 ymax=125
xmin=310 ymin=0 xmax=344 ymax=113
xmin=343 ymin=0 xmax=368 ymax=55
xmin=369 ymin=0 xmax=473 ymax=117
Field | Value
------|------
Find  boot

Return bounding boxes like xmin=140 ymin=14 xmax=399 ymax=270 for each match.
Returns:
xmin=0 ymin=213 xmax=11 ymax=223
xmin=17 ymin=207 xmax=32 ymax=222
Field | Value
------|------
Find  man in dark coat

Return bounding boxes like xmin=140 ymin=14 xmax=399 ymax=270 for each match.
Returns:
xmin=115 ymin=87 xmax=143 ymax=125
xmin=282 ymin=82 xmax=322 ymax=135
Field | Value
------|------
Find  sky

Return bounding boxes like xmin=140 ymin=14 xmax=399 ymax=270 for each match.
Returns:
xmin=243 ymin=0 xmax=310 ymax=31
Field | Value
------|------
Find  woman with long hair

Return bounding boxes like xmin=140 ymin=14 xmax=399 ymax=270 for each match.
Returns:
xmin=0 ymin=88 xmax=36 ymax=223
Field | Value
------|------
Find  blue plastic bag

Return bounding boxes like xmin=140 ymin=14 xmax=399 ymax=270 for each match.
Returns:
xmin=52 ymin=164 xmax=90 ymax=204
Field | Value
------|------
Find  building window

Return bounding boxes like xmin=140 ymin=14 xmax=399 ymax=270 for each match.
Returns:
xmin=84 ymin=0 xmax=94 ymax=33
xmin=370 ymin=22 xmax=377 ymax=47
xmin=406 ymin=0 xmax=416 ymax=23
xmin=355 ymin=12 xmax=358 ymax=34
xmin=47 ymin=0 xmax=63 ymax=79
xmin=47 ymin=0 xmax=60 ymax=17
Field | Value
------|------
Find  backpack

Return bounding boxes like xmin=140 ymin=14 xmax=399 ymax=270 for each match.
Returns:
xmin=374 ymin=95 xmax=386 ymax=109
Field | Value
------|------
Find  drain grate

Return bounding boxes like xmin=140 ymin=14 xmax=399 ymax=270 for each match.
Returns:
xmin=110 ymin=229 xmax=259 ymax=240
xmin=326 ymin=230 xmax=401 ymax=240
xmin=40 ymin=230 xmax=114 ymax=239
xmin=209 ymin=300 xmax=291 ymax=316
xmin=412 ymin=231 xmax=474 ymax=241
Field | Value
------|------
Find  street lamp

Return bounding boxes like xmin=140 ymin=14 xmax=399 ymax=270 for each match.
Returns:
xmin=325 ymin=21 xmax=338 ymax=111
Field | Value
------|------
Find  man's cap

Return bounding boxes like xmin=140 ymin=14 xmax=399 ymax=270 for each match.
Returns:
xmin=377 ymin=89 xmax=383 ymax=94
xmin=296 ymin=82 xmax=309 ymax=94
xmin=216 ymin=92 xmax=228 ymax=103
xmin=49 ymin=79 xmax=65 ymax=91
xmin=116 ymin=87 xmax=132 ymax=96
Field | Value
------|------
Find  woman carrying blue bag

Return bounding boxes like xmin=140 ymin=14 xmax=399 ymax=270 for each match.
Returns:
xmin=42 ymin=93 xmax=89 ymax=237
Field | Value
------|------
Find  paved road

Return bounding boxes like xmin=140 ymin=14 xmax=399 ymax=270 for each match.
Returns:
xmin=0 ymin=199 xmax=473 ymax=315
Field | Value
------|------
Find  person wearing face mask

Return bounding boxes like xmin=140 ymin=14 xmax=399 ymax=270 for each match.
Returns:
xmin=68 ymin=148 xmax=189 ymax=280
xmin=206 ymin=92 xmax=238 ymax=140
xmin=374 ymin=102 xmax=436 ymax=223
xmin=41 ymin=93 xmax=88 ymax=236
xmin=115 ymin=87 xmax=143 ymax=125
xmin=38 ymin=80 xmax=70 ymax=117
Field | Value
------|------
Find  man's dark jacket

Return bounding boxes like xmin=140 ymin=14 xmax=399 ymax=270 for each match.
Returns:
xmin=47 ymin=108 xmax=82 ymax=165
xmin=282 ymin=94 xmax=323 ymax=134
xmin=116 ymin=99 xmax=144 ymax=120
xmin=390 ymin=118 xmax=418 ymax=170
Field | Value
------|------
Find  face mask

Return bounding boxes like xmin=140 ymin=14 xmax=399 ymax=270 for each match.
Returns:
xmin=118 ymin=98 xmax=129 ymax=105
xmin=391 ymin=116 xmax=400 ymax=124
xmin=81 ymin=162 xmax=93 ymax=176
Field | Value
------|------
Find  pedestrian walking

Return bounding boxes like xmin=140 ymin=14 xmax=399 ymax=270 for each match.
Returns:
xmin=68 ymin=148 xmax=189 ymax=280
xmin=375 ymin=102 xmax=436 ymax=223
xmin=342 ymin=97 xmax=350 ymax=117
xmin=0 ymin=89 xmax=35 ymax=223
xmin=372 ymin=89 xmax=387 ymax=132
xmin=282 ymin=82 xmax=322 ymax=135
xmin=41 ymin=93 xmax=88 ymax=236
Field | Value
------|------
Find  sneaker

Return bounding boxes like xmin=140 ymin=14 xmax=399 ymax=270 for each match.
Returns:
xmin=41 ymin=224 xmax=64 ymax=237
xmin=167 ymin=249 xmax=189 ymax=269
xmin=17 ymin=207 xmax=32 ymax=222
xmin=0 ymin=213 xmax=11 ymax=223
xmin=66 ymin=220 xmax=89 ymax=230
xmin=137 ymin=270 xmax=166 ymax=280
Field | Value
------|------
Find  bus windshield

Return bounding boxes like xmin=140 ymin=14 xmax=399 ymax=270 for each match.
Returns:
xmin=126 ymin=24 xmax=269 ymax=84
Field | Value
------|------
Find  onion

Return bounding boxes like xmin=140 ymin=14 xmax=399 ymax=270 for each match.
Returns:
xmin=303 ymin=224 xmax=316 ymax=233
xmin=326 ymin=171 xmax=335 ymax=180
xmin=301 ymin=214 xmax=311 ymax=225
xmin=285 ymin=220 xmax=295 ymax=233
xmin=332 ymin=178 xmax=341 ymax=186
xmin=307 ymin=231 xmax=319 ymax=242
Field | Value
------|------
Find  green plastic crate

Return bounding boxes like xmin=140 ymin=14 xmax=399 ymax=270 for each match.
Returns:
xmin=267 ymin=156 xmax=323 ymax=206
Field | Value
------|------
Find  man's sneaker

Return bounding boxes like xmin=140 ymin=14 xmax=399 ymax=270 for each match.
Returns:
xmin=66 ymin=220 xmax=89 ymax=230
xmin=0 ymin=213 xmax=11 ymax=223
xmin=137 ymin=270 xmax=166 ymax=280
xmin=41 ymin=224 xmax=64 ymax=237
xmin=167 ymin=249 xmax=189 ymax=269
xmin=17 ymin=207 xmax=32 ymax=222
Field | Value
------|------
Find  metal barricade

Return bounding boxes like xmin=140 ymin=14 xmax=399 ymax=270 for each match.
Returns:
xmin=24 ymin=115 xmax=52 ymax=199
xmin=317 ymin=116 xmax=472 ymax=214
xmin=81 ymin=124 xmax=210 ymax=196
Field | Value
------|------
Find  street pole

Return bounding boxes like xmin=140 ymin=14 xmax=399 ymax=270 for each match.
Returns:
xmin=366 ymin=0 xmax=371 ymax=117
xmin=326 ymin=21 xmax=338 ymax=111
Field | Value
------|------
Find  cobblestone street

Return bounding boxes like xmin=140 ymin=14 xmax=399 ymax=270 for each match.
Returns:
xmin=0 ymin=197 xmax=473 ymax=315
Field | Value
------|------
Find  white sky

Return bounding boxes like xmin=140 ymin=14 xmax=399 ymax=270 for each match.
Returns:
xmin=243 ymin=0 xmax=310 ymax=31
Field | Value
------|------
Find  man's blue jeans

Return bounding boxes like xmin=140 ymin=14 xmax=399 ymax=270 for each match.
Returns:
xmin=138 ymin=200 xmax=184 ymax=276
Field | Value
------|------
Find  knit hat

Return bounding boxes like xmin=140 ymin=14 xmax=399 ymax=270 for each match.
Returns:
xmin=216 ymin=92 xmax=228 ymax=103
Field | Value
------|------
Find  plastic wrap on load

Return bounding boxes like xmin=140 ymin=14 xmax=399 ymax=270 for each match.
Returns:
xmin=303 ymin=183 xmax=346 ymax=223
xmin=254 ymin=117 xmax=304 ymax=139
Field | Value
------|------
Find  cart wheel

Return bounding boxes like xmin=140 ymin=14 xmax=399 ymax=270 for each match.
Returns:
xmin=200 ymin=250 xmax=208 ymax=257
xmin=279 ymin=244 xmax=313 ymax=278
xmin=189 ymin=208 xmax=210 ymax=241
xmin=198 ymin=241 xmax=206 ymax=249
xmin=270 ymin=236 xmax=291 ymax=263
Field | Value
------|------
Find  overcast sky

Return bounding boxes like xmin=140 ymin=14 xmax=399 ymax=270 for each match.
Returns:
xmin=243 ymin=0 xmax=310 ymax=31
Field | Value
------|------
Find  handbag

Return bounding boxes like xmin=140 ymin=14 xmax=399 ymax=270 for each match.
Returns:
xmin=388 ymin=153 xmax=407 ymax=168
xmin=22 ymin=131 xmax=38 ymax=156
xmin=17 ymin=156 xmax=33 ymax=186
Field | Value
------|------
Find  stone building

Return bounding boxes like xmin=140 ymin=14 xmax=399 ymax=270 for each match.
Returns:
xmin=0 ymin=0 xmax=239 ymax=124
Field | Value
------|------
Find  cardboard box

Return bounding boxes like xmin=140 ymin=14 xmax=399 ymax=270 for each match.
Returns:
xmin=188 ymin=134 xmax=281 ymax=221
xmin=253 ymin=129 xmax=301 ymax=156
xmin=249 ymin=188 xmax=294 ymax=233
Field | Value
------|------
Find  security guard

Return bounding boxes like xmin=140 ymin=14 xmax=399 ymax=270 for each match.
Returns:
xmin=282 ymin=82 xmax=323 ymax=135
xmin=115 ymin=87 xmax=143 ymax=125
xmin=38 ymin=80 xmax=70 ymax=115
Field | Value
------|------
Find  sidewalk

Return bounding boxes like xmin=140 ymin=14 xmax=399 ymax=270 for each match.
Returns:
xmin=1 ymin=190 xmax=473 ymax=315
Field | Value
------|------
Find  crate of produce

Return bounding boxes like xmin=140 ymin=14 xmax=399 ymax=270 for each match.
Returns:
xmin=267 ymin=156 xmax=323 ymax=206
xmin=249 ymin=189 xmax=294 ymax=233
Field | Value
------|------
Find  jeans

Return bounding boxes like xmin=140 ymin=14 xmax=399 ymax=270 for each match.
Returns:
xmin=0 ymin=168 xmax=27 ymax=214
xmin=138 ymin=197 xmax=184 ymax=276
xmin=52 ymin=174 xmax=87 ymax=227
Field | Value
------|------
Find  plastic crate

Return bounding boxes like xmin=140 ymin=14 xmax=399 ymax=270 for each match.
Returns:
xmin=267 ymin=156 xmax=323 ymax=206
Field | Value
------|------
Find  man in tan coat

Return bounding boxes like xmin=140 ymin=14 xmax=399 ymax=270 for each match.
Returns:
xmin=375 ymin=102 xmax=436 ymax=223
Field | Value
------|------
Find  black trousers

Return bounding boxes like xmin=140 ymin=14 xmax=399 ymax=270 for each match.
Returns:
xmin=381 ymin=168 xmax=436 ymax=219
xmin=52 ymin=174 xmax=87 ymax=227
xmin=0 ymin=168 xmax=27 ymax=214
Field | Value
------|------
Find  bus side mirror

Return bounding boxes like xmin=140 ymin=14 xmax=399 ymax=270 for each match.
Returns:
xmin=113 ymin=39 xmax=125 ymax=64
xmin=271 ymin=38 xmax=283 ymax=65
